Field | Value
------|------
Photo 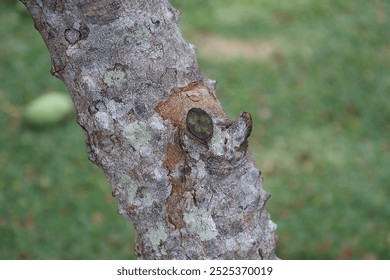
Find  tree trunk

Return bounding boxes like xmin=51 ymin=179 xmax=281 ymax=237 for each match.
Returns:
xmin=21 ymin=0 xmax=278 ymax=259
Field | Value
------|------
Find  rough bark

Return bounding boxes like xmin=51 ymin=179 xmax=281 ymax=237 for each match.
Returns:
xmin=21 ymin=0 xmax=278 ymax=259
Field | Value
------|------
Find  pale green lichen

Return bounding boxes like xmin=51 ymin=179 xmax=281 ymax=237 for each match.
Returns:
xmin=240 ymin=242 xmax=252 ymax=252
xmin=148 ymin=222 xmax=168 ymax=249
xmin=195 ymin=160 xmax=207 ymax=180
xmin=120 ymin=174 xmax=138 ymax=204
xmin=123 ymin=25 xmax=150 ymax=45
xmin=103 ymin=69 xmax=125 ymax=87
xmin=210 ymin=126 xmax=225 ymax=156
xmin=238 ymin=233 xmax=253 ymax=252
xmin=183 ymin=207 xmax=217 ymax=241
xmin=123 ymin=121 xmax=151 ymax=150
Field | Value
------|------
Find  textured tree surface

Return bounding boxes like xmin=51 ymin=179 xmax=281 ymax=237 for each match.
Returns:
xmin=21 ymin=0 xmax=278 ymax=259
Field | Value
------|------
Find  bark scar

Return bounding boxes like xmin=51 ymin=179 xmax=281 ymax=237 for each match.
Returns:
xmin=156 ymin=81 xmax=225 ymax=129
xmin=164 ymin=142 xmax=186 ymax=229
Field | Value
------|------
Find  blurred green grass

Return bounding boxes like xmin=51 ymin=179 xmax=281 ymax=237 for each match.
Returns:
xmin=1 ymin=0 xmax=389 ymax=259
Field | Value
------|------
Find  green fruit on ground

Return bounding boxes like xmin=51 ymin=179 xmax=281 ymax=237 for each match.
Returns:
xmin=23 ymin=92 xmax=74 ymax=127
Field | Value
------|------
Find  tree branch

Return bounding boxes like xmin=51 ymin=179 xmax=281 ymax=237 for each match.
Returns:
xmin=21 ymin=0 xmax=278 ymax=259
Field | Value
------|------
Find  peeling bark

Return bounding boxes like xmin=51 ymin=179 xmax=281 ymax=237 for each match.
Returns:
xmin=21 ymin=0 xmax=278 ymax=259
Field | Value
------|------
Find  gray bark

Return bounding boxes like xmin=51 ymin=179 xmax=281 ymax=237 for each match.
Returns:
xmin=21 ymin=0 xmax=278 ymax=259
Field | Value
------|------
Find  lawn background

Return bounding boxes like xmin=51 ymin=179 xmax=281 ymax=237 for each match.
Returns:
xmin=0 ymin=0 xmax=389 ymax=259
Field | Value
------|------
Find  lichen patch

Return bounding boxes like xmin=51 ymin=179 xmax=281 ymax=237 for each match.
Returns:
xmin=123 ymin=121 xmax=151 ymax=150
xmin=148 ymin=222 xmax=168 ymax=250
xmin=120 ymin=174 xmax=138 ymax=205
xmin=183 ymin=207 xmax=218 ymax=241
xmin=103 ymin=69 xmax=125 ymax=87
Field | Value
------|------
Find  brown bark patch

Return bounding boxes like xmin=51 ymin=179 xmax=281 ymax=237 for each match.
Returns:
xmin=164 ymin=143 xmax=185 ymax=172
xmin=164 ymin=142 xmax=186 ymax=229
xmin=156 ymin=82 xmax=225 ymax=128
xmin=166 ymin=180 xmax=185 ymax=229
